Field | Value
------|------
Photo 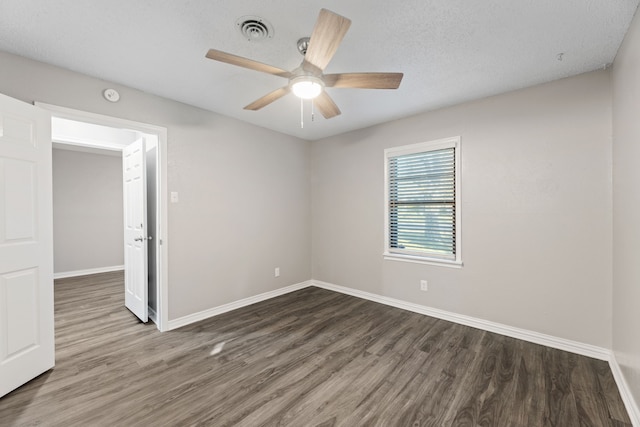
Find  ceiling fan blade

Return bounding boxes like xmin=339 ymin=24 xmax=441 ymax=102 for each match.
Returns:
xmin=244 ymin=87 xmax=290 ymax=111
xmin=324 ymin=72 xmax=404 ymax=89
xmin=303 ymin=9 xmax=351 ymax=72
xmin=314 ymin=91 xmax=341 ymax=119
xmin=206 ymin=49 xmax=291 ymax=78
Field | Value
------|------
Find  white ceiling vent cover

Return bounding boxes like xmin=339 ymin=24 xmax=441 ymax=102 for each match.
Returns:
xmin=236 ymin=16 xmax=273 ymax=41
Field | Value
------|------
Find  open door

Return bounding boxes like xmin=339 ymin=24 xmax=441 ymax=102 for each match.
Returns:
xmin=123 ymin=137 xmax=148 ymax=322
xmin=0 ymin=94 xmax=54 ymax=397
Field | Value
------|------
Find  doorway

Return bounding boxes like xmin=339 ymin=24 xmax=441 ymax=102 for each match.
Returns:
xmin=38 ymin=102 xmax=169 ymax=331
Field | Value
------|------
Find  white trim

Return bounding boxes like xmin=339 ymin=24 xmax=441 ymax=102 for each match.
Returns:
xmin=148 ymin=307 xmax=158 ymax=325
xmin=35 ymin=102 xmax=167 ymax=135
xmin=51 ymin=137 xmax=123 ymax=152
xmin=384 ymin=136 xmax=459 ymax=157
xmin=54 ymin=265 xmax=124 ymax=279
xmin=610 ymin=353 xmax=640 ymax=426
xmin=166 ymin=281 xmax=313 ymax=331
xmin=383 ymin=136 xmax=462 ymax=267
xmin=36 ymin=102 xmax=169 ymax=333
xmin=52 ymin=139 xmax=122 ymax=153
xmin=311 ymin=279 xmax=611 ymax=361
xmin=384 ymin=253 xmax=463 ymax=268
xmin=53 ymin=141 xmax=121 ymax=157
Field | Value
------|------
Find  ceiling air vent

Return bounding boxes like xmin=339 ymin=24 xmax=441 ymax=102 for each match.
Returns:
xmin=236 ymin=16 xmax=273 ymax=42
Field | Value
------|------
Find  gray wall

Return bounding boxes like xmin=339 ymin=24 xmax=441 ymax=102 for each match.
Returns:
xmin=612 ymin=5 xmax=640 ymax=414
xmin=0 ymin=50 xmax=312 ymax=320
xmin=311 ymin=70 xmax=613 ymax=349
xmin=52 ymin=148 xmax=124 ymax=274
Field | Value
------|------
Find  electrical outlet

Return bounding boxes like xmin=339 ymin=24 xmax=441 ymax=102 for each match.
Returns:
xmin=420 ymin=280 xmax=428 ymax=291
xmin=275 ymin=267 xmax=280 ymax=277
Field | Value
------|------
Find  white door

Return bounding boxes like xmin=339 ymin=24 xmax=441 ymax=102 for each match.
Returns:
xmin=0 ymin=94 xmax=54 ymax=397
xmin=123 ymin=137 xmax=148 ymax=322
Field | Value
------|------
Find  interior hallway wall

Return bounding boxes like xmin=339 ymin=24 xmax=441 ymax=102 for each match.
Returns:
xmin=612 ymin=4 xmax=640 ymax=416
xmin=52 ymin=148 xmax=123 ymax=274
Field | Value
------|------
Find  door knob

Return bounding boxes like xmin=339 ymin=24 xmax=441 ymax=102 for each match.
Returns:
xmin=134 ymin=236 xmax=144 ymax=242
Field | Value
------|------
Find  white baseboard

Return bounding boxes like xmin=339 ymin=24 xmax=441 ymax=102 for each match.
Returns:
xmin=54 ymin=265 xmax=124 ymax=279
xmin=311 ymin=280 xmax=611 ymax=361
xmin=610 ymin=353 xmax=640 ymax=426
xmin=166 ymin=280 xmax=313 ymax=331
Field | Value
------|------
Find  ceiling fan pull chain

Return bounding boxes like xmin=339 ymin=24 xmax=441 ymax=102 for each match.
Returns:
xmin=311 ymin=99 xmax=315 ymax=122
xmin=300 ymin=97 xmax=304 ymax=128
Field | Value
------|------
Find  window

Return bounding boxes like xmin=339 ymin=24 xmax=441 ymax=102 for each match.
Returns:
xmin=384 ymin=136 xmax=461 ymax=267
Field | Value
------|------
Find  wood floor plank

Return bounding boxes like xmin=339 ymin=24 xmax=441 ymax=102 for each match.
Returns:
xmin=0 ymin=271 xmax=632 ymax=426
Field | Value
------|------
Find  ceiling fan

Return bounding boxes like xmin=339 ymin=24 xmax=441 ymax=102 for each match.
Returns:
xmin=205 ymin=8 xmax=403 ymax=119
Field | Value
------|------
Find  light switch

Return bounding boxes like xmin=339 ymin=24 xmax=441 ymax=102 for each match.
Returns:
xmin=170 ymin=192 xmax=179 ymax=203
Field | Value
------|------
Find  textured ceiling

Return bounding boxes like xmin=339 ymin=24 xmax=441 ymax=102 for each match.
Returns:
xmin=0 ymin=0 xmax=638 ymax=140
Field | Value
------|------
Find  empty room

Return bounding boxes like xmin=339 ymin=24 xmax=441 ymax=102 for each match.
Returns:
xmin=1 ymin=1 xmax=639 ymax=426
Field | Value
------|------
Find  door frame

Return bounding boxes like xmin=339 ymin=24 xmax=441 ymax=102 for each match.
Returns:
xmin=36 ymin=102 xmax=169 ymax=332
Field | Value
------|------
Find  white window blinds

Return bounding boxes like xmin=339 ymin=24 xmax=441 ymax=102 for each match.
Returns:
xmin=386 ymin=139 xmax=458 ymax=261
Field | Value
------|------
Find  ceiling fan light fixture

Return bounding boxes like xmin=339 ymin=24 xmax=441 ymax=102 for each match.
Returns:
xmin=206 ymin=9 xmax=402 ymax=119
xmin=290 ymin=76 xmax=323 ymax=99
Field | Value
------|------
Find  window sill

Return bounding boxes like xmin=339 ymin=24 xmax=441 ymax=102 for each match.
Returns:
xmin=383 ymin=252 xmax=463 ymax=268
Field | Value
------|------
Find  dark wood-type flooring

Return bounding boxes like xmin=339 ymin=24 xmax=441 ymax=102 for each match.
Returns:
xmin=0 ymin=271 xmax=632 ymax=426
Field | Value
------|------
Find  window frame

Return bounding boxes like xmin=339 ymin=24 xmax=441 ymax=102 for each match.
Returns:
xmin=383 ymin=136 xmax=462 ymax=268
